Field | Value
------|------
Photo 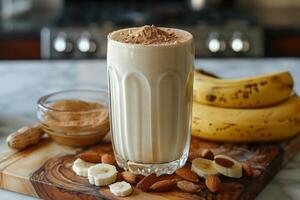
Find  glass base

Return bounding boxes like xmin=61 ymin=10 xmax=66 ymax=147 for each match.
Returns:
xmin=115 ymin=152 xmax=188 ymax=176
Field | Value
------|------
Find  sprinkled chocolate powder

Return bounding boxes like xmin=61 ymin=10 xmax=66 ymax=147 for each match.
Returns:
xmin=113 ymin=25 xmax=180 ymax=45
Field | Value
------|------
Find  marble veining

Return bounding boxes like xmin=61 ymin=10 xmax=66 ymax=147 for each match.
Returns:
xmin=0 ymin=59 xmax=300 ymax=200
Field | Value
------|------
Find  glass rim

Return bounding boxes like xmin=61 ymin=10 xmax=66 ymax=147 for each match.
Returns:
xmin=37 ymin=89 xmax=108 ymax=113
xmin=107 ymin=26 xmax=194 ymax=48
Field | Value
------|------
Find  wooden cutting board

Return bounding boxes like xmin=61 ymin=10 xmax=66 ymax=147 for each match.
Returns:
xmin=1 ymin=134 xmax=300 ymax=200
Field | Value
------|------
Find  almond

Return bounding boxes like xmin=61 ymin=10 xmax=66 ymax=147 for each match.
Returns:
xmin=136 ymin=173 xmax=160 ymax=191
xmin=122 ymin=171 xmax=137 ymax=184
xmin=175 ymin=167 xmax=199 ymax=183
xmin=78 ymin=152 xmax=101 ymax=163
xmin=201 ymin=149 xmax=214 ymax=160
xmin=214 ymin=157 xmax=234 ymax=168
xmin=150 ymin=179 xmax=177 ymax=192
xmin=205 ymin=175 xmax=221 ymax=193
xmin=177 ymin=180 xmax=201 ymax=193
xmin=242 ymin=163 xmax=253 ymax=177
xmin=101 ymin=153 xmax=117 ymax=165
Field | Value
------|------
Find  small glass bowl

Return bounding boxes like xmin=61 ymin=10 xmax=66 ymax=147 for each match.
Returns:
xmin=37 ymin=89 xmax=109 ymax=147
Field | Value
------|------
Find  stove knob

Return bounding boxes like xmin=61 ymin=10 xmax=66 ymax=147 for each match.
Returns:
xmin=230 ymin=32 xmax=250 ymax=53
xmin=77 ymin=36 xmax=97 ymax=53
xmin=206 ymin=32 xmax=226 ymax=53
xmin=53 ymin=33 xmax=73 ymax=53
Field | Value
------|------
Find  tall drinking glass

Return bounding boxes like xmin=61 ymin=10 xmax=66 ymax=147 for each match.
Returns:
xmin=107 ymin=27 xmax=194 ymax=175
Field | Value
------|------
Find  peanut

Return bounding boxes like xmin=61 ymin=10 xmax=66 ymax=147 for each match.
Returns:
xmin=6 ymin=124 xmax=44 ymax=150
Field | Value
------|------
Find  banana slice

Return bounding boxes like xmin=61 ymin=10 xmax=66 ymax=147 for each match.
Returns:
xmin=88 ymin=163 xmax=117 ymax=186
xmin=213 ymin=155 xmax=242 ymax=178
xmin=109 ymin=181 xmax=133 ymax=197
xmin=72 ymin=158 xmax=96 ymax=177
xmin=191 ymin=158 xmax=218 ymax=178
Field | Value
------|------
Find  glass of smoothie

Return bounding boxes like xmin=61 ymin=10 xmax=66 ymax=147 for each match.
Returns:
xmin=107 ymin=25 xmax=194 ymax=175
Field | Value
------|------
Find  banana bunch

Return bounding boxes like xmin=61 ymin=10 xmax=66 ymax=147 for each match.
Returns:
xmin=192 ymin=70 xmax=300 ymax=142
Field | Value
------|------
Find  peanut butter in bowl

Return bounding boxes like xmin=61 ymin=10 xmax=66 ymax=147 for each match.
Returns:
xmin=37 ymin=90 xmax=109 ymax=147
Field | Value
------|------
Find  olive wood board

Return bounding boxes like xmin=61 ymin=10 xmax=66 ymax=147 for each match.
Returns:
xmin=1 ymin=134 xmax=300 ymax=200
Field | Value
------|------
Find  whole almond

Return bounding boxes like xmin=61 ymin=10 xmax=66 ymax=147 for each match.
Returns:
xmin=101 ymin=153 xmax=116 ymax=165
xmin=201 ymin=149 xmax=214 ymax=160
xmin=122 ymin=171 xmax=138 ymax=184
xmin=242 ymin=163 xmax=253 ymax=177
xmin=150 ymin=179 xmax=177 ymax=192
xmin=137 ymin=173 xmax=159 ymax=191
xmin=214 ymin=158 xmax=234 ymax=168
xmin=205 ymin=175 xmax=221 ymax=193
xmin=78 ymin=152 xmax=101 ymax=163
xmin=175 ymin=167 xmax=199 ymax=183
xmin=177 ymin=180 xmax=201 ymax=193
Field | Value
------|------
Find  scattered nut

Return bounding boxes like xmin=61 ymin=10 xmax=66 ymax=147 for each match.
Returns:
xmin=137 ymin=173 xmax=160 ymax=191
xmin=201 ymin=149 xmax=214 ymax=160
xmin=150 ymin=179 xmax=177 ymax=192
xmin=175 ymin=167 xmax=199 ymax=183
xmin=205 ymin=175 xmax=221 ymax=193
xmin=122 ymin=171 xmax=138 ymax=184
xmin=242 ymin=163 xmax=253 ymax=177
xmin=6 ymin=124 xmax=44 ymax=150
xmin=78 ymin=152 xmax=102 ymax=163
xmin=177 ymin=180 xmax=201 ymax=193
xmin=101 ymin=153 xmax=117 ymax=165
xmin=214 ymin=157 xmax=234 ymax=168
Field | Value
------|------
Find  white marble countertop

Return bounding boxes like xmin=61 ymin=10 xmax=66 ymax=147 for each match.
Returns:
xmin=1 ymin=59 xmax=300 ymax=200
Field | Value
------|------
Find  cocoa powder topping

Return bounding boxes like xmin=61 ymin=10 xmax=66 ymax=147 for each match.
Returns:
xmin=113 ymin=25 xmax=181 ymax=45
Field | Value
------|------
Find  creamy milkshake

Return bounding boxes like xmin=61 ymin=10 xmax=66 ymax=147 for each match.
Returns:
xmin=107 ymin=25 xmax=194 ymax=175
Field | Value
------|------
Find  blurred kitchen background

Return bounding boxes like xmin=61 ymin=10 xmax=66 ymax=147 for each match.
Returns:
xmin=1 ymin=0 xmax=300 ymax=59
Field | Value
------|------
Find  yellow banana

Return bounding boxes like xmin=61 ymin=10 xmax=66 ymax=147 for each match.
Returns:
xmin=192 ymin=96 xmax=300 ymax=142
xmin=193 ymin=70 xmax=294 ymax=108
